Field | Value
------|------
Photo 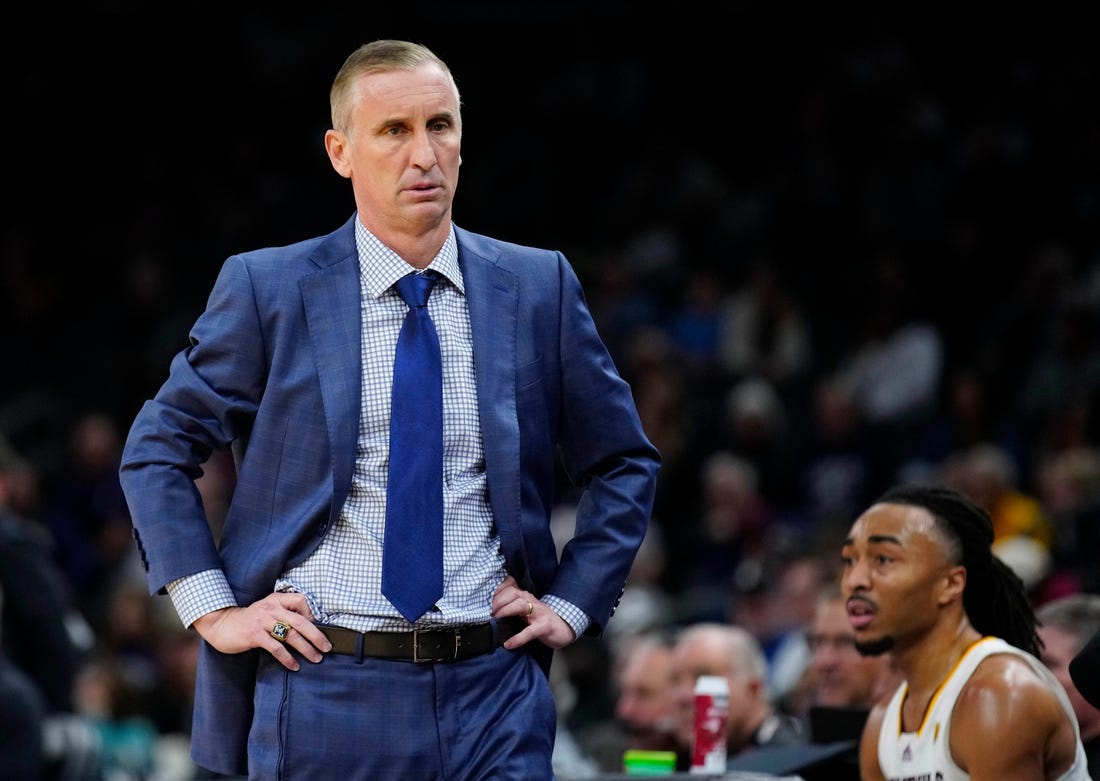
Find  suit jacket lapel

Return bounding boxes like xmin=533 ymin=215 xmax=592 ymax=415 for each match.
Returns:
xmin=459 ymin=232 xmax=530 ymax=586
xmin=300 ymin=218 xmax=361 ymax=524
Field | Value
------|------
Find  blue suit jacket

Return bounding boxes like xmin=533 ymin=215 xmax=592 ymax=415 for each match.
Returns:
xmin=119 ymin=216 xmax=660 ymax=775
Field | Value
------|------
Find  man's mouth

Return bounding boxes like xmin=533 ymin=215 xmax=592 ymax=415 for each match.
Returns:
xmin=848 ymin=599 xmax=875 ymax=630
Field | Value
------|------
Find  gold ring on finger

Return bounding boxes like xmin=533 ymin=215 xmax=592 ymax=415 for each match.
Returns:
xmin=271 ymin=622 xmax=290 ymax=642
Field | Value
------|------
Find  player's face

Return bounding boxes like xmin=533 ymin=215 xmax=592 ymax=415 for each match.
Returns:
xmin=840 ymin=502 xmax=963 ymax=656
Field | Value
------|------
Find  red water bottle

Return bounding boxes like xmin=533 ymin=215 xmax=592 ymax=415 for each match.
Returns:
xmin=690 ymin=674 xmax=729 ymax=774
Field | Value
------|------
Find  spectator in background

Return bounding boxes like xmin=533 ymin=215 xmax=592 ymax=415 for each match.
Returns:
xmin=0 ymin=581 xmax=47 ymax=781
xmin=834 ymin=255 xmax=944 ymax=480
xmin=541 ymin=655 xmax=602 ymax=781
xmin=978 ymin=242 xmax=1076 ymax=435
xmin=548 ymin=505 xmax=672 ymax=772
xmin=554 ymin=635 xmax=620 ymax=771
xmin=957 ymin=441 xmax=1054 ymax=550
xmin=1019 ymin=298 xmax=1100 ymax=456
xmin=665 ymin=268 xmax=726 ymax=372
xmin=612 ymin=631 xmax=679 ymax=758
xmin=716 ymin=260 xmax=813 ymax=397
xmin=72 ymin=653 xmax=158 ymax=781
xmin=719 ymin=376 xmax=804 ymax=515
xmin=620 ymin=326 xmax=688 ymax=478
xmin=800 ymin=375 xmax=876 ymax=535
xmin=1037 ymin=446 xmax=1100 ymax=597
xmin=677 ymin=448 xmax=774 ymax=629
xmin=680 ymin=451 xmax=773 ymax=622
xmin=42 ymin=411 xmax=133 ymax=631
xmin=944 ymin=441 xmax=1056 ymax=596
xmin=0 ymin=435 xmax=88 ymax=715
xmin=562 ymin=628 xmax=680 ymax=775
xmin=903 ymin=368 xmax=1026 ymax=485
xmin=732 ymin=551 xmax=828 ymax=709
xmin=145 ymin=627 xmax=200 ymax=743
xmin=1037 ymin=594 xmax=1100 ymax=777
xmin=614 ymin=326 xmax=700 ymax=598
xmin=756 ymin=578 xmax=903 ymax=781
xmin=788 ymin=582 xmax=901 ymax=732
xmin=669 ymin=623 xmax=804 ymax=771
xmin=1 ymin=436 xmax=103 ymax=780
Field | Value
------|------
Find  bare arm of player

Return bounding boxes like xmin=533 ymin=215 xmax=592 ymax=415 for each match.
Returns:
xmin=858 ymin=703 xmax=889 ymax=781
xmin=950 ymin=655 xmax=1079 ymax=781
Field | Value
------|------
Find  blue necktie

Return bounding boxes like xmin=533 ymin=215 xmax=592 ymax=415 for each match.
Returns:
xmin=383 ymin=271 xmax=444 ymax=623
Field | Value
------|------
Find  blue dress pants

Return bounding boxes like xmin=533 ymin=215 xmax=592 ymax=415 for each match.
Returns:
xmin=247 ymin=643 xmax=557 ymax=780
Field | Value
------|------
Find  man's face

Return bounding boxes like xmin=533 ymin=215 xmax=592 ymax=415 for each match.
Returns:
xmin=615 ymin=643 xmax=678 ymax=747
xmin=840 ymin=502 xmax=961 ymax=656
xmin=1039 ymin=624 xmax=1100 ymax=733
xmin=806 ymin=597 xmax=891 ymax=707
xmin=669 ymin=632 xmax=758 ymax=752
xmin=325 ymin=61 xmax=462 ymax=240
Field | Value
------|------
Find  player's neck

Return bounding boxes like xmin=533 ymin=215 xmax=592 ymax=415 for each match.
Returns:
xmin=900 ymin=619 xmax=982 ymax=700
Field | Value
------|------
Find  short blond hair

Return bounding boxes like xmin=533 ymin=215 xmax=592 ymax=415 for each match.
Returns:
xmin=329 ymin=39 xmax=460 ymax=134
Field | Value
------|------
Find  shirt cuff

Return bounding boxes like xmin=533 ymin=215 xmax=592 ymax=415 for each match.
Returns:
xmin=541 ymin=595 xmax=590 ymax=639
xmin=166 ymin=569 xmax=237 ymax=628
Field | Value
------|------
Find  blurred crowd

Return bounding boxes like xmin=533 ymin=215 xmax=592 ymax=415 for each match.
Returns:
xmin=3 ymin=7 xmax=1100 ymax=780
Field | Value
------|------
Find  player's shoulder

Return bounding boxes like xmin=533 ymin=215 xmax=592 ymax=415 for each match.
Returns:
xmin=951 ymin=649 xmax=1077 ymax=775
xmin=957 ymin=650 xmax=1062 ymax=728
xmin=968 ymin=648 xmax=1048 ymax=690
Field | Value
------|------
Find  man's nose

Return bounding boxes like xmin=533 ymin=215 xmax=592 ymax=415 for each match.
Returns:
xmin=409 ymin=132 xmax=438 ymax=170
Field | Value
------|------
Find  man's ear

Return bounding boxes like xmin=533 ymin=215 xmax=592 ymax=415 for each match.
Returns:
xmin=324 ymin=129 xmax=352 ymax=179
xmin=939 ymin=565 xmax=967 ymax=606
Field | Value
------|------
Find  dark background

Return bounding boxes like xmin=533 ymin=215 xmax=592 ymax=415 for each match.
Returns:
xmin=4 ymin=6 xmax=1100 ymax=777
xmin=4 ymin=2 xmax=1100 ymax=519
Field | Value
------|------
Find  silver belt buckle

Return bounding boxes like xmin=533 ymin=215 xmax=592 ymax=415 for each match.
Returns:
xmin=412 ymin=628 xmax=462 ymax=662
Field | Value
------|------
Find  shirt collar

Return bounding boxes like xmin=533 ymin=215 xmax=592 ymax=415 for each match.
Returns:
xmin=354 ymin=217 xmax=463 ymax=298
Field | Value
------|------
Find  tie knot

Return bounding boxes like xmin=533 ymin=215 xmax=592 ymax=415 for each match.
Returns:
xmin=395 ymin=271 xmax=437 ymax=310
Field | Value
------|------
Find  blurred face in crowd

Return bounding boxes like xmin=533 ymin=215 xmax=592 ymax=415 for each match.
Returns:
xmin=806 ymin=595 xmax=895 ymax=707
xmin=1039 ymin=623 xmax=1100 ymax=740
xmin=614 ymin=639 xmax=678 ymax=749
xmin=669 ymin=627 xmax=765 ymax=752
xmin=325 ymin=61 xmax=462 ymax=249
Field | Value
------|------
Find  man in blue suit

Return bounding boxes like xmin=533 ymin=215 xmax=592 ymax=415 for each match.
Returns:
xmin=119 ymin=39 xmax=660 ymax=780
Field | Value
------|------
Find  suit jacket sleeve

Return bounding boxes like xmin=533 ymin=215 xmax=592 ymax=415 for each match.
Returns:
xmin=119 ymin=253 xmax=268 ymax=595
xmin=540 ymin=254 xmax=661 ymax=635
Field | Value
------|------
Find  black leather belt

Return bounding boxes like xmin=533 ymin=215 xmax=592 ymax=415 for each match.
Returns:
xmin=317 ymin=617 xmax=526 ymax=663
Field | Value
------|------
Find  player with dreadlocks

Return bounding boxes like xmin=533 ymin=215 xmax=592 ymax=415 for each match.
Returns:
xmin=841 ymin=483 xmax=1092 ymax=781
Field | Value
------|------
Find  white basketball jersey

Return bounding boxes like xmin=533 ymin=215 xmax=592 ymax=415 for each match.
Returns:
xmin=877 ymin=636 xmax=1092 ymax=781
